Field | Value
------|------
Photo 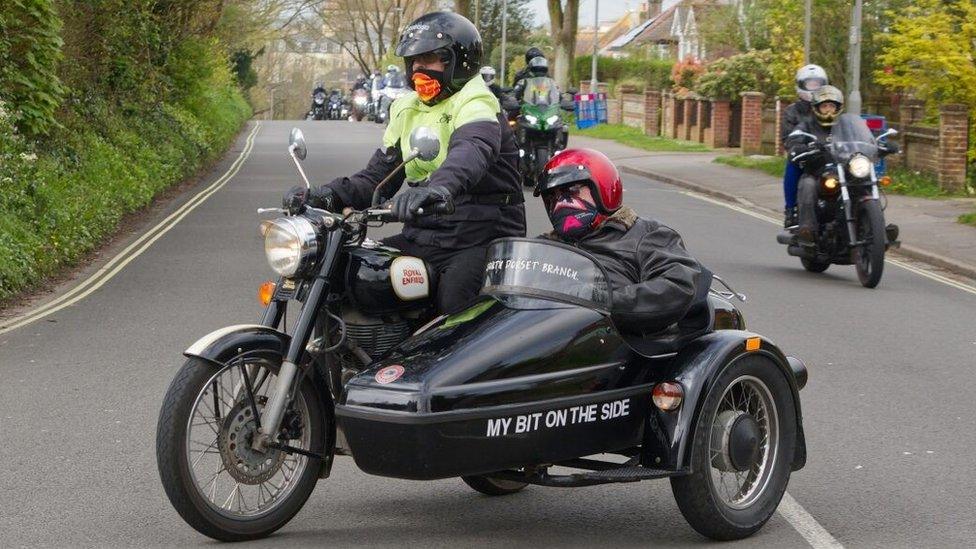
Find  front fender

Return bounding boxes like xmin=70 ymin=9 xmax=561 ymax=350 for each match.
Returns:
xmin=641 ymin=330 xmax=806 ymax=472
xmin=184 ymin=324 xmax=291 ymax=366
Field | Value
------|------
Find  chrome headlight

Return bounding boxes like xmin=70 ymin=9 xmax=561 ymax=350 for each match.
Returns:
xmin=353 ymin=96 xmax=367 ymax=106
xmin=848 ymin=155 xmax=873 ymax=179
xmin=524 ymin=114 xmax=538 ymax=125
xmin=546 ymin=114 xmax=560 ymax=125
xmin=261 ymin=217 xmax=318 ymax=277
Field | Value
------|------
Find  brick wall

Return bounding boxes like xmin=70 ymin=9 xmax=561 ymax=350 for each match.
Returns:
xmin=644 ymin=90 xmax=661 ymax=137
xmin=938 ymin=104 xmax=969 ymax=192
xmin=707 ymin=100 xmax=731 ymax=148
xmin=622 ymin=93 xmax=645 ymax=130
xmin=740 ymin=92 xmax=764 ymax=155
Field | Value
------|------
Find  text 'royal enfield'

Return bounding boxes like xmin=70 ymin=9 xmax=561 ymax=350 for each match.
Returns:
xmin=156 ymin=126 xmax=809 ymax=543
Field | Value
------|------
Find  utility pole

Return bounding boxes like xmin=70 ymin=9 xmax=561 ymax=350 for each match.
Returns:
xmin=803 ymin=0 xmax=812 ymax=64
xmin=847 ymin=0 xmax=863 ymax=114
xmin=590 ymin=0 xmax=599 ymax=92
xmin=475 ymin=0 xmax=480 ymax=25
xmin=500 ymin=0 xmax=508 ymax=84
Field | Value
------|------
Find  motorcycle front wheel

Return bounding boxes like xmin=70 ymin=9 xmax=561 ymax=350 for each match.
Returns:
xmin=852 ymin=200 xmax=886 ymax=288
xmin=670 ymin=355 xmax=796 ymax=540
xmin=156 ymin=356 xmax=328 ymax=541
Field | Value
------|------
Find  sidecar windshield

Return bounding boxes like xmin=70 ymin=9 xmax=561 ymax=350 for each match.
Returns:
xmin=482 ymin=238 xmax=611 ymax=311
xmin=831 ymin=113 xmax=878 ymax=162
xmin=523 ymin=77 xmax=560 ymax=106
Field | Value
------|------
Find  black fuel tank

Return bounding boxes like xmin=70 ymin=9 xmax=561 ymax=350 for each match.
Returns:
xmin=344 ymin=244 xmax=432 ymax=315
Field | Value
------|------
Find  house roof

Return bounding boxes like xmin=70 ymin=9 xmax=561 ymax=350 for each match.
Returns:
xmin=576 ymin=11 xmax=642 ymax=56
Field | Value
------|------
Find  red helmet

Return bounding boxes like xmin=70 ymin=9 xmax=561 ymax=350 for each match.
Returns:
xmin=534 ymin=148 xmax=623 ymax=215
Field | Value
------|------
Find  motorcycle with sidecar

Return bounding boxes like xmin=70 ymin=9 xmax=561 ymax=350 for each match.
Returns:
xmin=156 ymin=126 xmax=808 ymax=542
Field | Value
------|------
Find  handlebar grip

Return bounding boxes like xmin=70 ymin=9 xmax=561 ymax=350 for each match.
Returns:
xmin=415 ymin=200 xmax=454 ymax=217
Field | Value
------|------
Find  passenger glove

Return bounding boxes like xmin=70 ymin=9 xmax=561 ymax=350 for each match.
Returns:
xmin=879 ymin=141 xmax=900 ymax=155
xmin=391 ymin=185 xmax=452 ymax=222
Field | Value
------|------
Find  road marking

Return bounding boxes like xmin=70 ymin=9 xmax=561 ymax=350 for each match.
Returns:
xmin=0 ymin=122 xmax=262 ymax=335
xmin=679 ymin=190 xmax=976 ymax=297
xmin=778 ymin=492 xmax=845 ymax=549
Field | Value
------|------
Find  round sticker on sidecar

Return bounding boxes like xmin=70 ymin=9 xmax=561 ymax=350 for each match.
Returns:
xmin=390 ymin=256 xmax=429 ymax=301
xmin=375 ymin=365 xmax=405 ymax=384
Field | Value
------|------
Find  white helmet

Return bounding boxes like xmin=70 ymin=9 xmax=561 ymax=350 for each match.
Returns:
xmin=387 ymin=64 xmax=399 ymax=73
xmin=480 ymin=65 xmax=496 ymax=85
xmin=795 ymin=64 xmax=828 ymax=102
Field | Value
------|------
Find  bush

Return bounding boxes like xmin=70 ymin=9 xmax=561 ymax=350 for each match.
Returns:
xmin=695 ymin=50 xmax=778 ymax=100
xmin=574 ymin=55 xmax=673 ymax=91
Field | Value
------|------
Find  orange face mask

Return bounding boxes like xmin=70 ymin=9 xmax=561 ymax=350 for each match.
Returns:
xmin=412 ymin=72 xmax=442 ymax=102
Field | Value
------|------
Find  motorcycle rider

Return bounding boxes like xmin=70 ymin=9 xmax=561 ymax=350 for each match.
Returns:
xmin=512 ymin=47 xmax=545 ymax=89
xmin=535 ymin=149 xmax=707 ymax=335
xmin=781 ymin=64 xmax=829 ymax=229
xmin=383 ymin=64 xmax=405 ymax=88
xmin=310 ymin=81 xmax=327 ymax=117
xmin=786 ymin=85 xmax=844 ymax=244
xmin=513 ymin=55 xmax=552 ymax=103
xmin=480 ymin=66 xmax=502 ymax=98
xmin=284 ymin=11 xmax=525 ymax=315
xmin=352 ymin=74 xmax=368 ymax=91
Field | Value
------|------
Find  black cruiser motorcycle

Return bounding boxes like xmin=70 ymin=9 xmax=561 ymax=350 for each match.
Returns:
xmin=156 ymin=127 xmax=808 ymax=542
xmin=777 ymin=113 xmax=900 ymax=288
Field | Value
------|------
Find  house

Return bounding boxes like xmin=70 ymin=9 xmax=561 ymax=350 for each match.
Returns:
xmin=575 ymin=9 xmax=642 ymax=58
xmin=606 ymin=0 xmax=740 ymax=61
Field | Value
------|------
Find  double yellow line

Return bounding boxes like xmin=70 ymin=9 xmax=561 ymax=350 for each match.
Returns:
xmin=0 ymin=121 xmax=262 ymax=336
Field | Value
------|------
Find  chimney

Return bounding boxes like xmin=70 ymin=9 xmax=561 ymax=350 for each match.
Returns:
xmin=644 ymin=1 xmax=662 ymax=19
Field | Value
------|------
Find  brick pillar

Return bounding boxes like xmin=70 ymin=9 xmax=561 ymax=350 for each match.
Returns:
xmin=774 ymin=97 xmax=790 ymax=155
xmin=644 ymin=90 xmax=661 ymax=137
xmin=740 ymin=92 xmax=765 ymax=155
xmin=938 ymin=104 xmax=970 ymax=192
xmin=708 ymin=99 xmax=731 ymax=148
xmin=665 ymin=93 xmax=678 ymax=138
xmin=899 ymin=99 xmax=925 ymax=126
xmin=694 ymin=100 xmax=706 ymax=143
xmin=681 ymin=98 xmax=694 ymax=140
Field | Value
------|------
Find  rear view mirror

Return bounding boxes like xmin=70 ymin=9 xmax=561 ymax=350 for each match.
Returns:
xmin=409 ymin=126 xmax=441 ymax=161
xmin=289 ymin=128 xmax=307 ymax=161
xmin=877 ymin=128 xmax=898 ymax=141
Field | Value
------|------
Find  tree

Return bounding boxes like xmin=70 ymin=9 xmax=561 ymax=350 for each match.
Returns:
xmin=474 ymin=0 xmax=533 ymax=70
xmin=547 ymin=0 xmax=579 ymax=89
xmin=875 ymin=0 xmax=976 ymax=110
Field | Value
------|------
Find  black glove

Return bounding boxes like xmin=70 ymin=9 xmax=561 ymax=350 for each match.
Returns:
xmin=880 ymin=141 xmax=900 ymax=155
xmin=282 ymin=185 xmax=337 ymax=213
xmin=390 ymin=185 xmax=452 ymax=222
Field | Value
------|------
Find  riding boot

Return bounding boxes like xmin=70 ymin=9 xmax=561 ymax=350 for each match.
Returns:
xmin=783 ymin=207 xmax=798 ymax=229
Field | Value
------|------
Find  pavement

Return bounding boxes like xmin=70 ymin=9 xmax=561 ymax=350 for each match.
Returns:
xmin=571 ymin=136 xmax=976 ymax=280
xmin=2 ymin=121 xmax=976 ymax=547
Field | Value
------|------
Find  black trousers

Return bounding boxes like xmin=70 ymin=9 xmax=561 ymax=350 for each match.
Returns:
xmin=382 ymin=234 xmax=488 ymax=315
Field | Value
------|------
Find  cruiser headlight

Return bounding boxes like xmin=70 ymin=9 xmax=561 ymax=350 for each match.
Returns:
xmin=848 ymin=155 xmax=873 ymax=179
xmin=261 ymin=217 xmax=318 ymax=277
xmin=353 ymin=96 xmax=367 ymax=106
xmin=546 ymin=114 xmax=560 ymax=125
xmin=525 ymin=114 xmax=538 ymax=125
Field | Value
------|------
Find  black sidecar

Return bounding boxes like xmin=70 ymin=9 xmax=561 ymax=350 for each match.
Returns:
xmin=336 ymin=238 xmax=807 ymax=540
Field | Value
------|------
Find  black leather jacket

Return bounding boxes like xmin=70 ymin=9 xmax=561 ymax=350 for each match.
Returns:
xmin=781 ymin=100 xmax=814 ymax=145
xmin=543 ymin=207 xmax=705 ymax=335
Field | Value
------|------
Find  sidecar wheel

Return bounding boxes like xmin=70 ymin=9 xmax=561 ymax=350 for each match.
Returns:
xmin=462 ymin=475 xmax=528 ymax=496
xmin=156 ymin=357 xmax=328 ymax=541
xmin=670 ymin=355 xmax=796 ymax=540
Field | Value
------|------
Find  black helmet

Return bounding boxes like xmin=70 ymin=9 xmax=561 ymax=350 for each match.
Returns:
xmin=395 ymin=11 xmax=483 ymax=99
xmin=525 ymin=47 xmax=544 ymax=63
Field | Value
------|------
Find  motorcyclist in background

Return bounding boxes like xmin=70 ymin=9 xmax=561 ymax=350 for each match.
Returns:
xmin=781 ymin=64 xmax=829 ymax=229
xmin=352 ymin=74 xmax=369 ymax=91
xmin=534 ymin=148 xmax=708 ymax=336
xmin=512 ymin=47 xmax=545 ymax=89
xmin=480 ymin=66 xmax=502 ymax=98
xmin=383 ymin=65 xmax=405 ymax=88
xmin=786 ymin=85 xmax=844 ymax=244
xmin=284 ymin=11 xmax=525 ymax=315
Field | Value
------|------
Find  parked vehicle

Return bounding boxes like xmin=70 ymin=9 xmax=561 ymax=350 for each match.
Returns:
xmin=515 ymin=77 xmax=572 ymax=187
xmin=156 ymin=127 xmax=808 ymax=543
xmin=777 ymin=114 xmax=900 ymax=288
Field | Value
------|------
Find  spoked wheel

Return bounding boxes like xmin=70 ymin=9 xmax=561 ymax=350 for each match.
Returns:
xmin=852 ymin=200 xmax=886 ymax=288
xmin=671 ymin=355 xmax=796 ymax=540
xmin=462 ymin=475 xmax=528 ymax=496
xmin=156 ymin=356 xmax=328 ymax=541
xmin=800 ymin=257 xmax=830 ymax=273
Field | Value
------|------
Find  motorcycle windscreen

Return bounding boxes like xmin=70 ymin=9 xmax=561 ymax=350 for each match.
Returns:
xmin=481 ymin=238 xmax=612 ymax=312
xmin=523 ymin=77 xmax=561 ymax=106
xmin=831 ymin=113 xmax=878 ymax=163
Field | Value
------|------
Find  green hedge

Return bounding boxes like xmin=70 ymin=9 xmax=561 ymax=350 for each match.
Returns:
xmin=574 ymin=55 xmax=674 ymax=92
xmin=0 ymin=30 xmax=251 ymax=303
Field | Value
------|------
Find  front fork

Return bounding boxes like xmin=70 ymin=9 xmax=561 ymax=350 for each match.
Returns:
xmin=840 ymin=169 xmax=880 ymax=246
xmin=252 ymin=231 xmax=342 ymax=451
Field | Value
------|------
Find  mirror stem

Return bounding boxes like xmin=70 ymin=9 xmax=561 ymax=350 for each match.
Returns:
xmin=289 ymin=145 xmax=312 ymax=189
xmin=371 ymin=151 xmax=418 ymax=207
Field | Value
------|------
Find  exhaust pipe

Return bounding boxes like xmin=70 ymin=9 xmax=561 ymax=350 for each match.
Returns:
xmin=787 ymin=245 xmax=808 ymax=258
xmin=787 ymin=356 xmax=807 ymax=390
xmin=776 ymin=232 xmax=794 ymax=245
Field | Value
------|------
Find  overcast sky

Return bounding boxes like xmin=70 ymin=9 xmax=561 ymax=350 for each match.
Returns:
xmin=528 ymin=0 xmax=634 ymax=26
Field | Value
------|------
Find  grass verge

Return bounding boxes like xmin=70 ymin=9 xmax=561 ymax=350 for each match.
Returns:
xmin=713 ymin=154 xmax=785 ymax=177
xmin=574 ymin=123 xmax=711 ymax=152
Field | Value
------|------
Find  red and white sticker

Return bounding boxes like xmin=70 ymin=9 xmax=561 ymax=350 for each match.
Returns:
xmin=375 ymin=365 xmax=405 ymax=384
